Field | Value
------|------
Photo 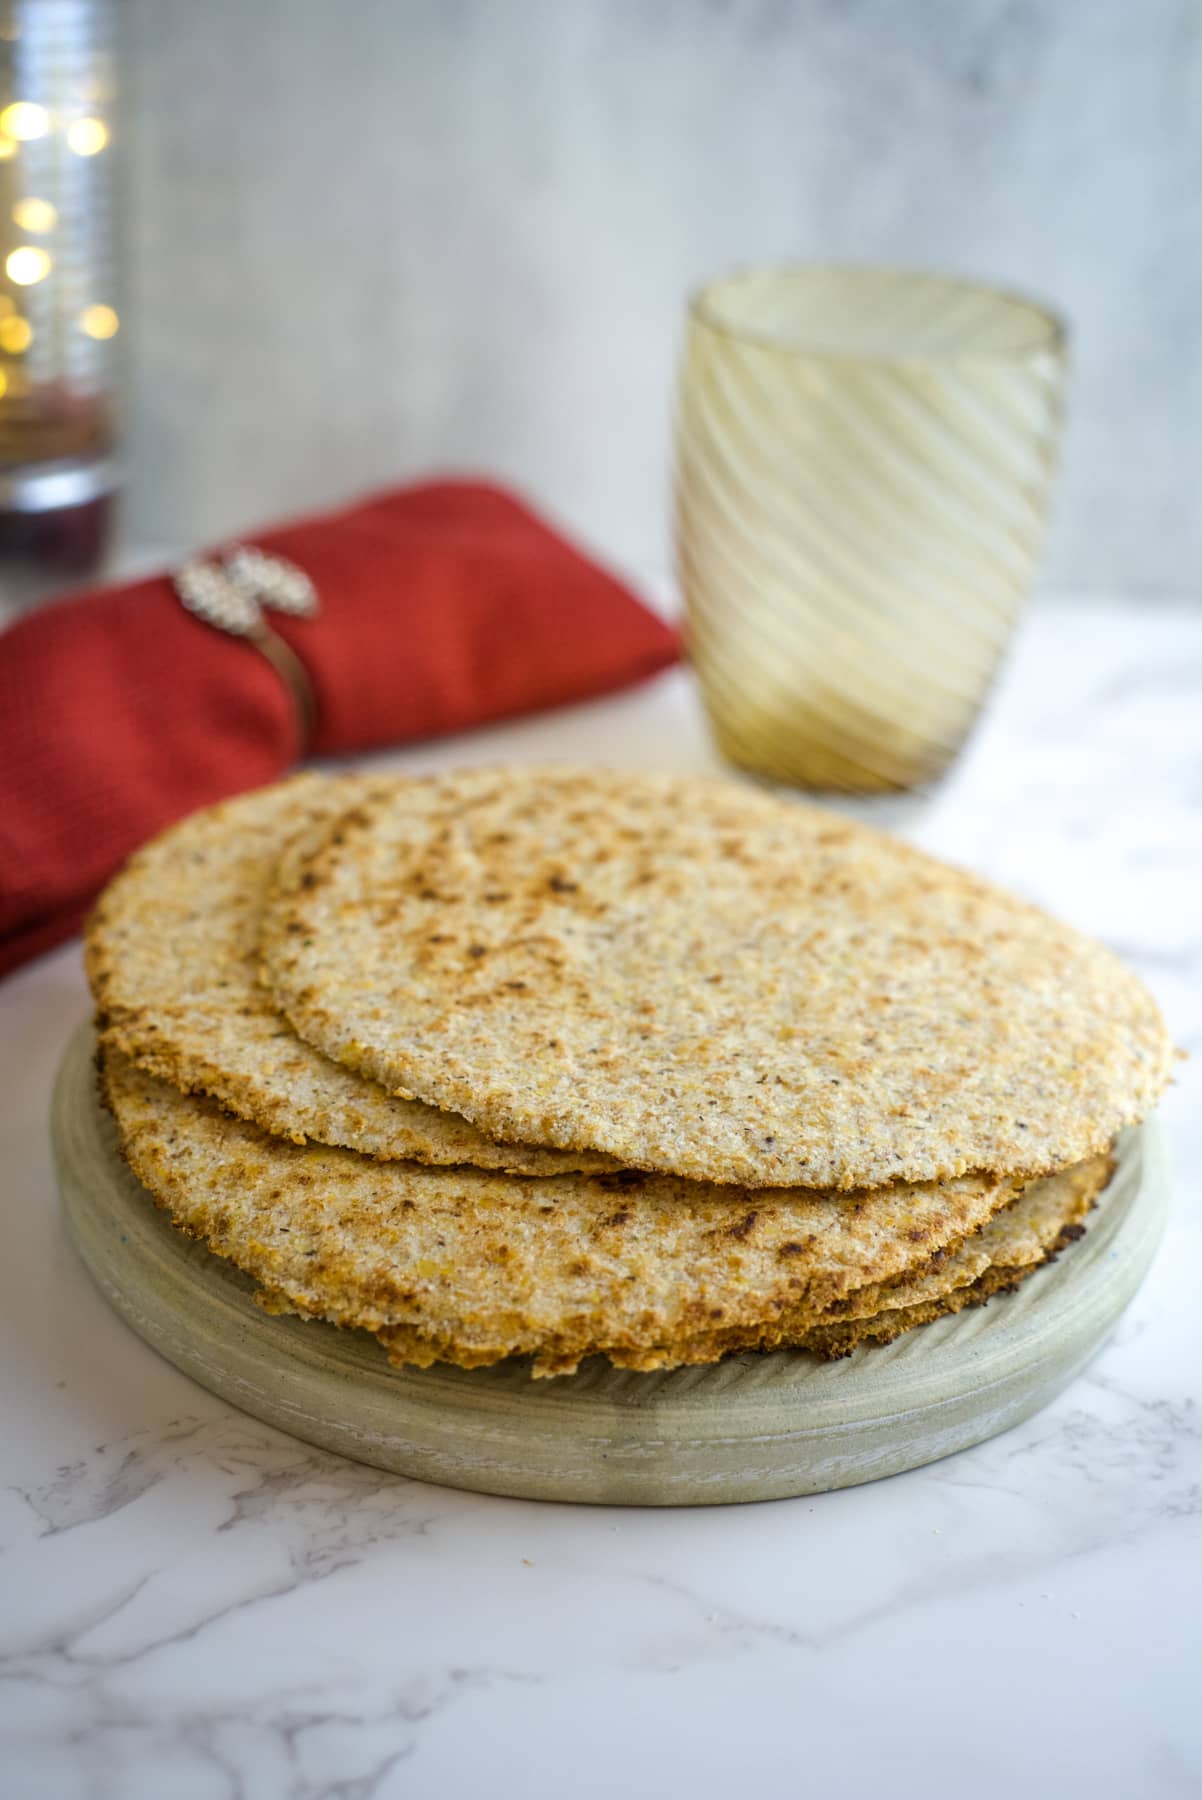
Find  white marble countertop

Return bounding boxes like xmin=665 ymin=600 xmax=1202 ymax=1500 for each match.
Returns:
xmin=2 ymin=596 xmax=1200 ymax=1799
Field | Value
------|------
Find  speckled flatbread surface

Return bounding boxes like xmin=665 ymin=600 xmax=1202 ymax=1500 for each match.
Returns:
xmin=84 ymin=776 xmax=615 ymax=1177
xmin=804 ymin=1150 xmax=1106 ymax=1327
xmin=101 ymin=1049 xmax=1045 ymax=1377
xmin=795 ymin=1248 xmax=1081 ymax=1362
xmin=645 ymin=1153 xmax=1107 ymax=1370
xmin=261 ymin=765 xmax=1172 ymax=1189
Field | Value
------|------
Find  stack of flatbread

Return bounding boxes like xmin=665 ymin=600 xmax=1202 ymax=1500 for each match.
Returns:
xmin=86 ymin=768 xmax=1172 ymax=1378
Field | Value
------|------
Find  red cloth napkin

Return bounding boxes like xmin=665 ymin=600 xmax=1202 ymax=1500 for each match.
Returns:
xmin=0 ymin=479 xmax=679 ymax=976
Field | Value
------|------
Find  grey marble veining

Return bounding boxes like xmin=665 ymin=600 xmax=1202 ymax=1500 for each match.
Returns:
xmin=1 ymin=594 xmax=1201 ymax=1798
xmin=117 ymin=0 xmax=1202 ymax=595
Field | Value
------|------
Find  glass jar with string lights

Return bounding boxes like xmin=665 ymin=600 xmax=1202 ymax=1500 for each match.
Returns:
xmin=0 ymin=0 xmax=117 ymax=603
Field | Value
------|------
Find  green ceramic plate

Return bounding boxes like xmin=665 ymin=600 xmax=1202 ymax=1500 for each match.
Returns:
xmin=54 ymin=1021 xmax=1168 ymax=1506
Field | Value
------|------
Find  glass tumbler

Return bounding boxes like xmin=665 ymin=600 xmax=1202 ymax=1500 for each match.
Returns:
xmin=674 ymin=267 xmax=1068 ymax=792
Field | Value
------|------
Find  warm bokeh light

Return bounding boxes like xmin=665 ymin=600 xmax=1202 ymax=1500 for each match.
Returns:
xmin=0 ymin=102 xmax=49 ymax=140
xmin=0 ymin=369 xmax=8 ymax=398
xmin=0 ymin=314 xmax=32 ymax=353
xmin=67 ymin=116 xmax=108 ymax=156
xmin=6 ymin=244 xmax=51 ymax=285
xmin=80 ymin=302 xmax=119 ymax=340
xmin=0 ymin=136 xmax=16 ymax=161
xmin=13 ymin=197 xmax=57 ymax=233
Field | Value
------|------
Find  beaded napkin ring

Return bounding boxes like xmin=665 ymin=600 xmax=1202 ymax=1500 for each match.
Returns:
xmin=173 ymin=548 xmax=319 ymax=745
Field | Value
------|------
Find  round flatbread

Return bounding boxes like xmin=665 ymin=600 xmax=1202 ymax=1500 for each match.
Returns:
xmin=101 ymin=1048 xmax=1029 ymax=1378
xmin=84 ymin=776 xmax=616 ymax=1177
xmin=261 ymin=766 xmax=1172 ymax=1189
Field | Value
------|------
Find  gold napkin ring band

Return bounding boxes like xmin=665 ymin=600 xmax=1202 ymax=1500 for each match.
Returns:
xmin=172 ymin=547 xmax=319 ymax=746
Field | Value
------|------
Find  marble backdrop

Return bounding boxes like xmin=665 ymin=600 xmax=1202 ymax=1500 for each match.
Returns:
xmin=121 ymin=0 xmax=1201 ymax=593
